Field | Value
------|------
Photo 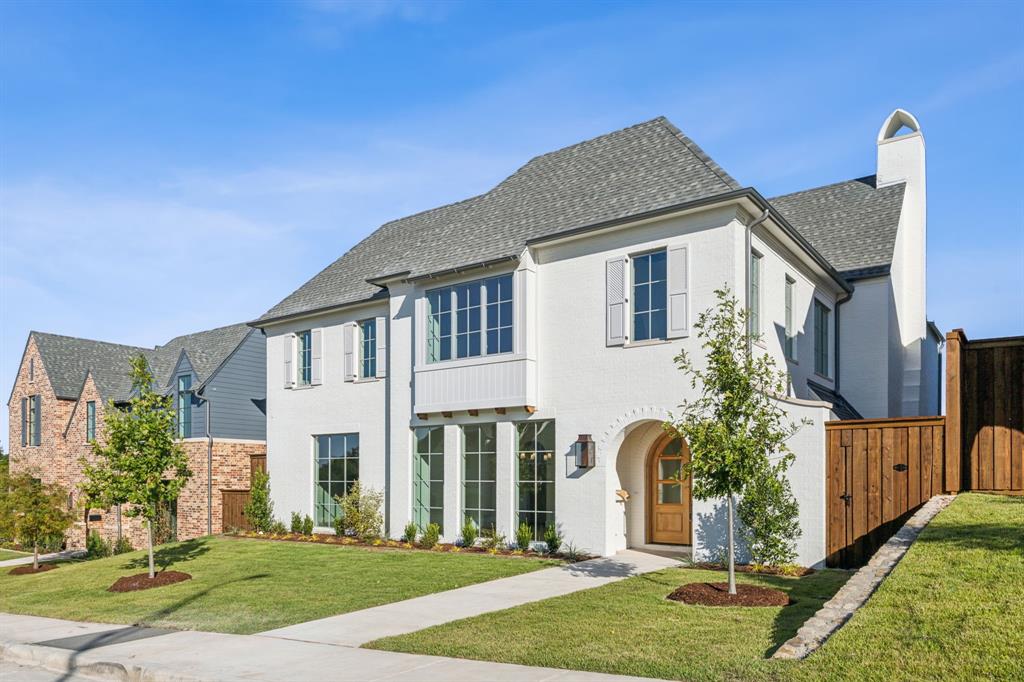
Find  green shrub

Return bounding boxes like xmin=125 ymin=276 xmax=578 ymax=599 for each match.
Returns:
xmin=543 ymin=524 xmax=564 ymax=554
xmin=481 ymin=526 xmax=506 ymax=551
xmin=334 ymin=482 xmax=384 ymax=541
xmin=515 ymin=522 xmax=533 ymax=550
xmin=420 ymin=522 xmax=441 ymax=549
xmin=269 ymin=520 xmax=287 ymax=534
xmin=86 ymin=531 xmax=111 ymax=559
xmin=112 ymin=535 xmax=133 ymax=555
xmin=403 ymin=522 xmax=418 ymax=544
xmin=245 ymin=469 xmax=274 ymax=533
xmin=301 ymin=514 xmax=314 ymax=536
xmin=737 ymin=463 xmax=801 ymax=567
xmin=290 ymin=512 xmax=303 ymax=534
xmin=460 ymin=517 xmax=478 ymax=547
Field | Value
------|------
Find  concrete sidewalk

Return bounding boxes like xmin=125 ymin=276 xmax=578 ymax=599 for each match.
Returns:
xmin=0 ymin=550 xmax=85 ymax=568
xmin=259 ymin=549 xmax=682 ymax=646
xmin=0 ymin=613 xmax=669 ymax=682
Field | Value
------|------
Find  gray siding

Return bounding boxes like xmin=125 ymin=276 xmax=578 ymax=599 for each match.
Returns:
xmin=204 ymin=329 xmax=267 ymax=440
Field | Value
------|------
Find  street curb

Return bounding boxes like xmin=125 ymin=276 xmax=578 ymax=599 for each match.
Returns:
xmin=0 ymin=639 xmax=207 ymax=682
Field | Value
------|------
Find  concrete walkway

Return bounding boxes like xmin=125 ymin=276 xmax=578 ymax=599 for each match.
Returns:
xmin=0 ymin=613 xmax=670 ymax=682
xmin=259 ymin=549 xmax=682 ymax=647
xmin=0 ymin=550 xmax=84 ymax=568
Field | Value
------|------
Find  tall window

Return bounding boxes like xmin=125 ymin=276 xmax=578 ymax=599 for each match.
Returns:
xmin=297 ymin=330 xmax=312 ymax=386
xmin=784 ymin=276 xmax=796 ymax=360
xmin=633 ymin=250 xmax=667 ymax=342
xmin=463 ymin=424 xmax=496 ymax=532
xmin=427 ymin=273 xmax=513 ymax=363
xmin=86 ymin=401 xmax=96 ymax=442
xmin=177 ymin=375 xmax=192 ymax=438
xmin=517 ymin=421 xmax=555 ymax=540
xmin=23 ymin=395 xmax=40 ymax=447
xmin=314 ymin=433 xmax=359 ymax=526
xmin=29 ymin=358 xmax=34 ymax=382
xmin=749 ymin=251 xmax=762 ymax=337
xmin=814 ymin=300 xmax=831 ymax=377
xmin=414 ymin=426 xmax=445 ymax=531
xmin=360 ymin=319 xmax=376 ymax=378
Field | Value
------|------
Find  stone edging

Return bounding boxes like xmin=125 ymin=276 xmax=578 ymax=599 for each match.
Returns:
xmin=772 ymin=494 xmax=956 ymax=661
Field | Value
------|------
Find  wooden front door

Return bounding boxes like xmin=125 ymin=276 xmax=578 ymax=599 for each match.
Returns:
xmin=647 ymin=434 xmax=692 ymax=545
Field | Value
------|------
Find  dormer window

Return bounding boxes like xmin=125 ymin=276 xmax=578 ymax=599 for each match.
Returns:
xmin=177 ymin=375 xmax=192 ymax=438
xmin=427 ymin=273 xmax=513 ymax=363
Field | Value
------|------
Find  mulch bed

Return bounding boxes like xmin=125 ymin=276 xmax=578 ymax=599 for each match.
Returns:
xmin=108 ymin=571 xmax=192 ymax=592
xmin=692 ymin=562 xmax=815 ymax=577
xmin=667 ymin=582 xmax=791 ymax=607
xmin=9 ymin=563 xmax=59 ymax=576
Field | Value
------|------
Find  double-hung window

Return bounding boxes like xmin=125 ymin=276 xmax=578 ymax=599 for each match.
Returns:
xmin=359 ymin=319 xmax=376 ymax=378
xmin=632 ymin=250 xmax=667 ymax=341
xmin=427 ymin=273 xmax=513 ymax=363
xmin=463 ymin=424 xmax=497 ymax=532
xmin=22 ymin=395 xmax=40 ymax=447
xmin=814 ymin=300 xmax=831 ymax=377
xmin=86 ymin=401 xmax=96 ymax=442
xmin=413 ymin=426 xmax=445 ymax=531
xmin=297 ymin=330 xmax=312 ymax=386
xmin=314 ymin=433 xmax=359 ymax=526
xmin=749 ymin=251 xmax=762 ymax=338
xmin=516 ymin=421 xmax=555 ymax=540
xmin=177 ymin=375 xmax=192 ymax=438
xmin=784 ymin=276 xmax=796 ymax=361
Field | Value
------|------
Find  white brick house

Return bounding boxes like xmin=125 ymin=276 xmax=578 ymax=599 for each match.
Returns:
xmin=253 ymin=110 xmax=940 ymax=567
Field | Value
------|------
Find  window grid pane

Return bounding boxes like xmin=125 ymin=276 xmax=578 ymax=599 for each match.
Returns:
xmin=86 ymin=401 xmax=96 ymax=441
xmin=414 ymin=426 xmax=445 ymax=532
xmin=298 ymin=330 xmax=312 ymax=385
xmin=749 ymin=253 xmax=761 ymax=337
xmin=314 ymin=433 xmax=360 ymax=527
xmin=427 ymin=273 xmax=513 ymax=363
xmin=462 ymin=424 xmax=497 ymax=533
xmin=360 ymin=319 xmax=376 ymax=378
xmin=516 ymin=421 xmax=555 ymax=541
xmin=632 ymin=251 xmax=667 ymax=342
xmin=177 ymin=375 xmax=192 ymax=439
xmin=784 ymin=277 xmax=795 ymax=360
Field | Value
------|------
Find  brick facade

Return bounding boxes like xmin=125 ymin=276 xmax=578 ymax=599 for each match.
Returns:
xmin=7 ymin=336 xmax=265 ymax=550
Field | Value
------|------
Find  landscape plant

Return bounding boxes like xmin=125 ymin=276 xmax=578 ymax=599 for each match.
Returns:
xmin=515 ymin=522 xmax=533 ymax=551
xmin=334 ymin=482 xmax=384 ymax=540
xmin=543 ymin=524 xmax=563 ymax=554
xmin=86 ymin=531 xmax=112 ymax=559
xmin=290 ymin=512 xmax=303 ymax=534
xmin=244 ymin=469 xmax=274 ymax=533
xmin=112 ymin=535 xmax=134 ymax=555
xmin=420 ymin=522 xmax=441 ymax=549
xmin=0 ymin=470 xmax=75 ymax=569
xmin=480 ymin=527 xmax=505 ymax=552
xmin=301 ymin=514 xmax=314 ymax=536
xmin=664 ymin=288 xmax=804 ymax=594
xmin=460 ymin=518 xmax=478 ymax=547
xmin=737 ymin=461 xmax=801 ymax=567
xmin=81 ymin=355 xmax=192 ymax=579
xmin=403 ymin=521 xmax=418 ymax=544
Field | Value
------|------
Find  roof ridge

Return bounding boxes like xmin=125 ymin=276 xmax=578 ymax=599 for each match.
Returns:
xmin=31 ymin=330 xmax=150 ymax=352
xmin=770 ymin=174 xmax=893 ymax=201
xmin=652 ymin=117 xmax=741 ymax=190
xmin=158 ymin=321 xmax=249 ymax=346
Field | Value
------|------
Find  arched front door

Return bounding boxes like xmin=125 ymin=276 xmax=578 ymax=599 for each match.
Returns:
xmin=647 ymin=433 xmax=692 ymax=545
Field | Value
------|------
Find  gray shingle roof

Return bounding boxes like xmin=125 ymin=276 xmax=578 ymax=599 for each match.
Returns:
xmin=807 ymin=380 xmax=864 ymax=421
xmin=29 ymin=323 xmax=252 ymax=403
xmin=257 ymin=117 xmax=741 ymax=323
xmin=769 ymin=176 xmax=906 ymax=278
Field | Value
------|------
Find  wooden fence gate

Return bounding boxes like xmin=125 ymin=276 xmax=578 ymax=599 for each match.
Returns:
xmin=220 ymin=454 xmax=268 ymax=533
xmin=826 ymin=417 xmax=947 ymax=568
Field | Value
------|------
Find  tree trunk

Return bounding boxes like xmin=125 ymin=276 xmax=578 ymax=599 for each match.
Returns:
xmin=726 ymin=493 xmax=737 ymax=595
xmin=33 ymin=543 xmax=39 ymax=571
xmin=147 ymin=518 xmax=155 ymax=579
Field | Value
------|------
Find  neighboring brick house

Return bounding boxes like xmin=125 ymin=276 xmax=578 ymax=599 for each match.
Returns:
xmin=7 ymin=324 xmax=266 ymax=549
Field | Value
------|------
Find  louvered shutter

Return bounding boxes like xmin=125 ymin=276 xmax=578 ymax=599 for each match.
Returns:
xmin=20 ymin=398 xmax=27 ymax=447
xmin=667 ymin=245 xmax=689 ymax=338
xmin=606 ymin=256 xmax=627 ymax=346
xmin=311 ymin=329 xmax=323 ymax=385
xmin=32 ymin=395 xmax=41 ymax=446
xmin=375 ymin=316 xmax=387 ymax=379
xmin=343 ymin=323 xmax=356 ymax=382
xmin=283 ymin=334 xmax=295 ymax=389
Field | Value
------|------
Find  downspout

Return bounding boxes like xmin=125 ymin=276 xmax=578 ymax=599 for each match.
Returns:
xmin=744 ymin=210 xmax=771 ymax=357
xmin=192 ymin=389 xmax=214 ymax=536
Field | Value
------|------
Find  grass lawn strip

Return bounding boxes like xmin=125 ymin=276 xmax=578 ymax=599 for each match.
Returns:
xmin=0 ymin=548 xmax=31 ymax=561
xmin=0 ymin=536 xmax=555 ymax=634
xmin=367 ymin=493 xmax=1023 ymax=682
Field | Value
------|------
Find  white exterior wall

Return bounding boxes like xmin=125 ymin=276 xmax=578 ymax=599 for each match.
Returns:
xmin=839 ymin=276 xmax=892 ymax=418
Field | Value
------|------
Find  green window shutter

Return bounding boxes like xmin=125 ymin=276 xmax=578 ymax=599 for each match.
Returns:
xmin=20 ymin=398 xmax=27 ymax=447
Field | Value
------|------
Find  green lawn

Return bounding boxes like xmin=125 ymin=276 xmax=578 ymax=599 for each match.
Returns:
xmin=0 ymin=548 xmax=30 ymax=561
xmin=369 ymin=494 xmax=1024 ymax=681
xmin=0 ymin=536 xmax=555 ymax=634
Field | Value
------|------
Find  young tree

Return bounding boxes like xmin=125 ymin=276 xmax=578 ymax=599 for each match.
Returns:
xmin=244 ymin=468 xmax=274 ymax=533
xmin=0 ymin=471 xmax=74 ymax=570
xmin=665 ymin=288 xmax=804 ymax=594
xmin=82 ymin=355 xmax=191 ymax=579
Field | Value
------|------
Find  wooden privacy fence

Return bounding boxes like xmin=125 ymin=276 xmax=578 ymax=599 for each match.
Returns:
xmin=825 ymin=416 xmax=947 ymax=568
xmin=945 ymin=331 xmax=1024 ymax=493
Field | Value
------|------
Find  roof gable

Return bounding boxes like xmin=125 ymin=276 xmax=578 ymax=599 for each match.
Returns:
xmin=257 ymin=117 xmax=741 ymax=323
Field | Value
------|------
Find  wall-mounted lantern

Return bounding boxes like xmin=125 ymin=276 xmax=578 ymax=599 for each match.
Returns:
xmin=574 ymin=434 xmax=596 ymax=469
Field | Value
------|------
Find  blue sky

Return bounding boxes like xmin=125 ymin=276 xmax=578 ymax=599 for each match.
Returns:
xmin=1 ymin=0 xmax=1022 ymax=447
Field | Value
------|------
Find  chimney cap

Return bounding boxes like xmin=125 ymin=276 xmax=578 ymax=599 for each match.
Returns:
xmin=878 ymin=109 xmax=921 ymax=143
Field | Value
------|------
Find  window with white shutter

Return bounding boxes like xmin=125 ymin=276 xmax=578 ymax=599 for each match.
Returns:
xmin=606 ymin=256 xmax=627 ymax=346
xmin=667 ymin=245 xmax=689 ymax=338
xmin=343 ymin=323 xmax=356 ymax=382
xmin=375 ymin=315 xmax=387 ymax=379
xmin=311 ymin=329 xmax=323 ymax=385
xmin=283 ymin=334 xmax=295 ymax=389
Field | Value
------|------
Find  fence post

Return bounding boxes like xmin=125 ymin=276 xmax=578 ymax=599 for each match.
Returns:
xmin=944 ymin=329 xmax=965 ymax=492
